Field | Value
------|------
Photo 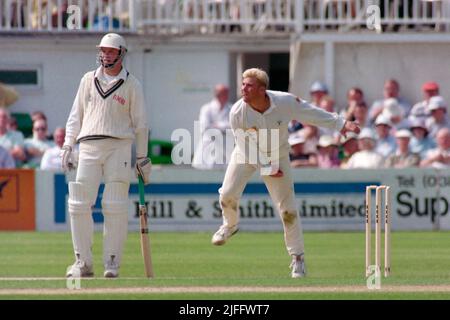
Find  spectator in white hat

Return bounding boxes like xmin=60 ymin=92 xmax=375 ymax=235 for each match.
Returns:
xmin=409 ymin=118 xmax=436 ymax=158
xmin=339 ymin=132 xmax=359 ymax=168
xmin=345 ymin=128 xmax=384 ymax=169
xmin=309 ymin=81 xmax=328 ymax=107
xmin=380 ymin=98 xmax=407 ymax=128
xmin=425 ymin=96 xmax=450 ymax=139
xmin=385 ymin=129 xmax=420 ymax=168
xmin=420 ymin=128 xmax=450 ymax=169
xmin=370 ymin=79 xmax=411 ymax=122
xmin=316 ymin=135 xmax=340 ymax=168
xmin=288 ymin=132 xmax=318 ymax=168
xmin=374 ymin=114 xmax=397 ymax=158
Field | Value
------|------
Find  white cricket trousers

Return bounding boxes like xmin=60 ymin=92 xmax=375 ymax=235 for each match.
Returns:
xmin=69 ymin=138 xmax=132 ymax=268
xmin=219 ymin=150 xmax=305 ymax=256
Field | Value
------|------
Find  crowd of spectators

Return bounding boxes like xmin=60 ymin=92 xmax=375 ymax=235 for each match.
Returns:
xmin=1 ymin=77 xmax=449 ymax=171
xmin=0 ymin=107 xmax=66 ymax=169
xmin=288 ymin=79 xmax=450 ymax=170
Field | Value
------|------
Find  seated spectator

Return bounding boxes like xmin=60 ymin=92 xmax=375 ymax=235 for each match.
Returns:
xmin=409 ymin=81 xmax=440 ymax=121
xmin=31 ymin=110 xmax=52 ymax=139
xmin=23 ymin=119 xmax=55 ymax=168
xmin=319 ymin=96 xmax=339 ymax=138
xmin=92 ymin=0 xmax=121 ymax=30
xmin=425 ymin=96 xmax=450 ymax=139
xmin=288 ymin=132 xmax=317 ymax=168
xmin=347 ymin=87 xmax=365 ymax=105
xmin=346 ymin=101 xmax=370 ymax=129
xmin=51 ymin=0 xmax=69 ymax=28
xmin=316 ymin=135 xmax=340 ymax=168
xmin=288 ymin=120 xmax=303 ymax=133
xmin=8 ymin=116 xmax=18 ymax=131
xmin=297 ymin=124 xmax=320 ymax=154
xmin=370 ymin=79 xmax=411 ymax=123
xmin=374 ymin=115 xmax=397 ymax=158
xmin=409 ymin=118 xmax=436 ymax=158
xmin=420 ymin=128 xmax=450 ymax=169
xmin=309 ymin=81 xmax=328 ymax=106
xmin=385 ymin=130 xmax=420 ymax=168
xmin=340 ymin=87 xmax=364 ymax=120
xmin=0 ymin=107 xmax=26 ymax=166
xmin=319 ymin=95 xmax=335 ymax=113
xmin=31 ymin=0 xmax=86 ymax=29
xmin=345 ymin=128 xmax=384 ymax=169
xmin=31 ymin=110 xmax=47 ymax=123
xmin=192 ymin=84 xmax=232 ymax=170
xmin=379 ymin=98 xmax=408 ymax=129
xmin=0 ymin=145 xmax=15 ymax=169
xmin=339 ymin=132 xmax=359 ymax=168
xmin=40 ymin=127 xmax=65 ymax=170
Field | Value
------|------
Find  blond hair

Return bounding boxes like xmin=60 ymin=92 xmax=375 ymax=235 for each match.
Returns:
xmin=242 ymin=68 xmax=269 ymax=88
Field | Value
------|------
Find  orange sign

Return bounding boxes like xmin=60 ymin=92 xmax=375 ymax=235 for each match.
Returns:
xmin=0 ymin=169 xmax=35 ymax=230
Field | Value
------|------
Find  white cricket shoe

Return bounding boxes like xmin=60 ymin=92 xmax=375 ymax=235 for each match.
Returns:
xmin=104 ymin=256 xmax=120 ymax=278
xmin=66 ymin=260 xmax=94 ymax=278
xmin=290 ymin=254 xmax=306 ymax=278
xmin=211 ymin=225 xmax=239 ymax=246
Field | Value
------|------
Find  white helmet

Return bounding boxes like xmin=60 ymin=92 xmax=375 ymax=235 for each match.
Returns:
xmin=96 ymin=33 xmax=127 ymax=69
xmin=97 ymin=33 xmax=127 ymax=50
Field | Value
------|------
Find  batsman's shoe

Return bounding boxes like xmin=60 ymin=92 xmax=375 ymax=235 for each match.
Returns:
xmin=66 ymin=260 xmax=94 ymax=278
xmin=290 ymin=254 xmax=306 ymax=278
xmin=104 ymin=257 xmax=120 ymax=278
xmin=211 ymin=225 xmax=239 ymax=246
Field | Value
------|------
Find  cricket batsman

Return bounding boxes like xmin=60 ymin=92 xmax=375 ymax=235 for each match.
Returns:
xmin=62 ymin=33 xmax=151 ymax=278
xmin=211 ymin=68 xmax=360 ymax=278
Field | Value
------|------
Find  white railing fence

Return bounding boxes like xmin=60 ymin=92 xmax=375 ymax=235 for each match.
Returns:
xmin=1 ymin=0 xmax=449 ymax=34
xmin=136 ymin=0 xmax=298 ymax=34
xmin=0 ymin=0 xmax=134 ymax=32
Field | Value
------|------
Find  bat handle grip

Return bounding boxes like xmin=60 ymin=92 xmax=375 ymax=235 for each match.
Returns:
xmin=138 ymin=176 xmax=145 ymax=204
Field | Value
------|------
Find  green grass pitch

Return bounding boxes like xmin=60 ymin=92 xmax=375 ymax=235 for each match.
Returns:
xmin=1 ymin=231 xmax=450 ymax=300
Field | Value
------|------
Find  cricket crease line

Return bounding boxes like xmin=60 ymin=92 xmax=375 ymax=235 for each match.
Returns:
xmin=2 ymin=285 xmax=450 ymax=295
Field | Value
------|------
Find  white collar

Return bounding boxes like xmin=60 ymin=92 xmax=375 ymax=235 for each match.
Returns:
xmin=94 ymin=66 xmax=128 ymax=83
xmin=262 ymin=92 xmax=278 ymax=115
xmin=247 ymin=92 xmax=277 ymax=115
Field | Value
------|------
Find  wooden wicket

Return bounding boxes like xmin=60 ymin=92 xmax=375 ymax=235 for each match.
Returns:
xmin=365 ymin=185 xmax=391 ymax=278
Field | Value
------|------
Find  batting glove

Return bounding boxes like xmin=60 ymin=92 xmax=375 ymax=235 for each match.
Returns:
xmin=60 ymin=145 xmax=75 ymax=172
xmin=136 ymin=157 xmax=152 ymax=185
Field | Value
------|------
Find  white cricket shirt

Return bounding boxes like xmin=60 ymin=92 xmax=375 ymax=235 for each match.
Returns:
xmin=65 ymin=67 xmax=148 ymax=149
xmin=230 ymin=90 xmax=345 ymax=161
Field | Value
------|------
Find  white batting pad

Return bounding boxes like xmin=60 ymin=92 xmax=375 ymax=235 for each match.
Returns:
xmin=101 ymin=182 xmax=129 ymax=267
xmin=68 ymin=182 xmax=96 ymax=266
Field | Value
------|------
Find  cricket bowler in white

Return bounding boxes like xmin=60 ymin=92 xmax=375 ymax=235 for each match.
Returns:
xmin=62 ymin=33 xmax=151 ymax=278
xmin=211 ymin=68 xmax=360 ymax=278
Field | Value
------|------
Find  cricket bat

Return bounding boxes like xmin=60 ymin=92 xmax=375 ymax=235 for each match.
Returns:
xmin=138 ymin=176 xmax=154 ymax=278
